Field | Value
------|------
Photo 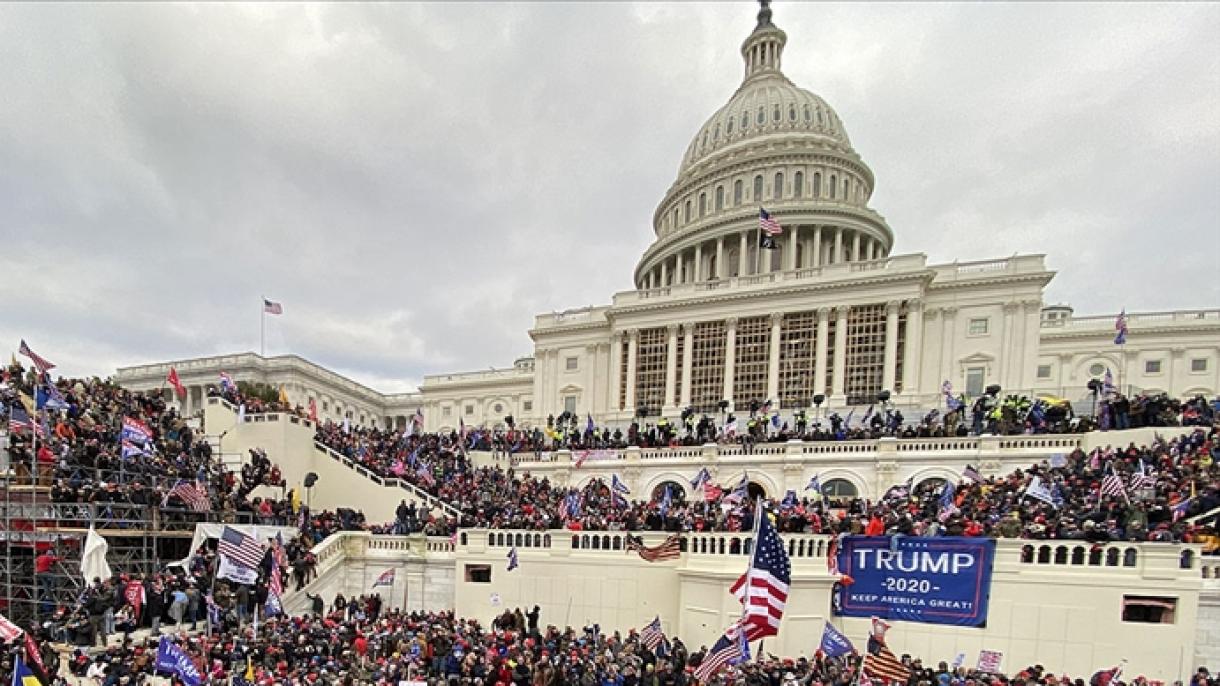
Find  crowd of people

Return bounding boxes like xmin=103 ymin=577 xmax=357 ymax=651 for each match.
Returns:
xmin=315 ymin=407 xmax=1219 ymax=547
xmin=11 ymin=601 xmax=1220 ymax=686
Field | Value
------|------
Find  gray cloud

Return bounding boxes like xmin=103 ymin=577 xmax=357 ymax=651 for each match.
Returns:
xmin=1 ymin=2 xmax=1216 ymax=388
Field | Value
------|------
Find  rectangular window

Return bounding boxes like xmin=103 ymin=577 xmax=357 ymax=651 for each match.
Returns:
xmin=564 ymin=396 xmax=577 ymax=414
xmin=734 ymin=316 xmax=770 ymax=410
xmin=523 ymin=400 xmax=533 ymax=412
xmin=634 ymin=327 xmax=668 ymax=413
xmin=845 ymin=304 xmax=887 ymax=405
xmin=1122 ymin=596 xmax=1176 ymax=624
xmin=464 ymin=564 xmax=492 ymax=583
xmin=565 ymin=356 xmax=579 ymax=371
xmin=1145 ymin=360 xmax=1162 ymax=374
xmin=1191 ymin=358 xmax=1208 ymax=372
xmin=689 ymin=321 xmax=727 ymax=413
xmin=465 ymin=405 xmax=474 ymax=415
xmin=967 ymin=317 xmax=989 ymax=336
xmin=965 ymin=367 xmax=986 ymax=397
xmin=1037 ymin=364 xmax=1052 ymax=379
xmin=779 ymin=312 xmax=818 ymax=409
xmin=442 ymin=406 xmax=451 ymax=417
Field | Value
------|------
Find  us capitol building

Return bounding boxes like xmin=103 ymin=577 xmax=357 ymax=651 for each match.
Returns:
xmin=117 ymin=4 xmax=1219 ymax=432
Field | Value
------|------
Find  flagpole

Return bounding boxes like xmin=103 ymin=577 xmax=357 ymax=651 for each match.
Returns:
xmin=260 ymin=296 xmax=265 ymax=358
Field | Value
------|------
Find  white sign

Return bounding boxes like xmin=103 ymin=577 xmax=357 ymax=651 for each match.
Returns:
xmin=977 ymin=650 xmax=1003 ymax=674
xmin=490 ymin=593 xmax=502 ymax=607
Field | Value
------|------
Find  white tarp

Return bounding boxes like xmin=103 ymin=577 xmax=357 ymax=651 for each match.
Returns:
xmin=167 ymin=522 xmax=297 ymax=572
xmin=81 ymin=526 xmax=113 ymax=582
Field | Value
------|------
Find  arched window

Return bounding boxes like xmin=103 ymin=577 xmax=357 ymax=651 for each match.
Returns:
xmin=794 ymin=172 xmax=804 ymax=198
xmin=773 ymin=172 xmax=784 ymax=199
xmin=713 ymin=124 xmax=720 ymax=141
xmin=804 ymin=104 xmax=811 ymax=122
xmin=821 ymin=479 xmax=858 ymax=500
xmin=813 ymin=173 xmax=821 ymax=198
xmin=830 ymin=175 xmax=837 ymax=199
xmin=742 ymin=112 xmax=750 ymax=129
xmin=747 ymin=482 xmax=767 ymax=500
xmin=734 ymin=180 xmax=743 ymax=204
xmin=843 ymin=178 xmax=850 ymax=199
xmin=773 ymin=104 xmax=781 ymax=122
xmin=728 ymin=248 xmax=740 ymax=277
xmin=672 ymin=208 xmax=678 ymax=228
xmin=715 ymin=186 xmax=724 ymax=211
xmin=817 ymin=109 xmax=824 ymax=125
xmin=753 ymin=175 xmax=763 ymax=200
xmin=757 ymin=107 xmax=765 ymax=125
xmin=788 ymin=104 xmax=796 ymax=121
xmin=699 ymin=192 xmax=707 ymax=217
xmin=708 ymin=254 xmax=718 ymax=279
xmin=684 ymin=200 xmax=691 ymax=223
xmin=651 ymin=481 xmax=687 ymax=501
xmin=727 ymin=118 xmax=734 ymax=135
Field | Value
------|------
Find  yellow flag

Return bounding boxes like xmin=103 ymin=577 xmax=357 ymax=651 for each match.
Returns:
xmin=244 ymin=656 xmax=254 ymax=680
xmin=17 ymin=391 xmax=35 ymax=415
xmin=291 ymin=487 xmax=301 ymax=514
xmin=278 ymin=385 xmax=289 ymax=405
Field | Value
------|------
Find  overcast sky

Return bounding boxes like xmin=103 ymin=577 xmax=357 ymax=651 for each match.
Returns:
xmin=1 ymin=2 xmax=1217 ymax=392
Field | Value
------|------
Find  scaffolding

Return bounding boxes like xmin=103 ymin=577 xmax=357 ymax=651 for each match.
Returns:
xmin=0 ymin=458 xmax=249 ymax=628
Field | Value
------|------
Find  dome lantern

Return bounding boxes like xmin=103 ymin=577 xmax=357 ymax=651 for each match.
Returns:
xmin=741 ymin=0 xmax=787 ymax=83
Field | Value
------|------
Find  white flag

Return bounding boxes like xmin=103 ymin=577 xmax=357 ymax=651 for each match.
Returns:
xmin=218 ymin=555 xmax=259 ymax=585
xmin=81 ymin=526 xmax=112 ymax=582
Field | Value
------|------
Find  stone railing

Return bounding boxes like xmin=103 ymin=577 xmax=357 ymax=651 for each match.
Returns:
xmin=512 ymin=434 xmax=1085 ymax=469
xmin=1041 ymin=308 xmax=1220 ymax=330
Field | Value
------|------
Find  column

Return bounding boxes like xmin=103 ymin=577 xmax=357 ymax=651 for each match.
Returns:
xmin=766 ymin=313 xmax=783 ymax=402
xmin=738 ymin=232 xmax=748 ymax=276
xmin=851 ymin=231 xmax=861 ymax=263
xmin=812 ymin=226 xmax=822 ymax=266
xmin=624 ymin=330 xmax=639 ymax=413
xmin=1000 ymin=302 xmax=1018 ymax=387
xmin=831 ymin=307 xmax=848 ymax=399
xmin=660 ymin=260 xmax=668 ymax=286
xmin=833 ymin=227 xmax=844 ymax=264
xmin=872 ymin=241 xmax=881 ymax=260
xmin=723 ymin=318 xmax=738 ymax=408
xmin=663 ymin=325 xmax=679 ymax=410
xmin=939 ymin=307 xmax=958 ymax=390
xmin=882 ymin=300 xmax=900 ymax=393
xmin=814 ymin=308 xmax=830 ymax=396
xmin=901 ymin=298 xmax=923 ymax=394
xmin=585 ymin=343 xmax=599 ymax=414
xmin=679 ymin=323 xmax=694 ymax=407
xmin=785 ymin=226 xmax=799 ymax=271
xmin=694 ymin=243 xmax=703 ymax=282
xmin=715 ymin=237 xmax=725 ymax=280
xmin=608 ymin=336 xmax=623 ymax=411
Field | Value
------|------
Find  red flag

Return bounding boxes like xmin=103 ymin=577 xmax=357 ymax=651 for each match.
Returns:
xmin=166 ymin=367 xmax=186 ymax=400
xmin=308 ymin=397 xmax=318 ymax=422
xmin=124 ymin=579 xmax=145 ymax=616
xmin=24 ymin=631 xmax=47 ymax=677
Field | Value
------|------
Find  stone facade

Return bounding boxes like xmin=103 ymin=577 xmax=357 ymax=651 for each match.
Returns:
xmin=113 ymin=7 xmax=1220 ymax=432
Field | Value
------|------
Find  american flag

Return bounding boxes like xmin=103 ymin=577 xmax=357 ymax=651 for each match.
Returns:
xmin=218 ymin=526 xmax=265 ymax=569
xmin=759 ymin=208 xmax=783 ymax=235
xmin=729 ymin=511 xmax=791 ymax=640
xmin=263 ymin=298 xmax=283 ymax=315
xmin=691 ymin=467 xmax=711 ymax=489
xmin=1114 ymin=310 xmax=1128 ymax=345
xmin=219 ymin=372 xmax=236 ymax=394
xmin=372 ymin=568 xmax=395 ymax=588
xmin=1100 ymin=472 xmax=1128 ymax=501
xmin=7 ymin=406 xmax=40 ymax=436
xmin=1128 ymin=461 xmax=1156 ymax=491
xmin=962 ymin=465 xmax=982 ymax=483
xmin=611 ymin=474 xmax=631 ymax=495
xmin=165 ymin=480 xmax=210 ymax=512
xmin=0 ymin=612 xmax=23 ymax=642
xmin=626 ymin=534 xmax=682 ymax=562
xmin=827 ymin=535 xmax=841 ymax=576
xmin=640 ymin=616 xmax=665 ymax=651
xmin=693 ymin=622 xmax=748 ymax=682
xmin=18 ymin=340 xmax=55 ymax=375
xmin=723 ymin=473 xmax=749 ymax=505
xmin=863 ymin=635 xmax=910 ymax=683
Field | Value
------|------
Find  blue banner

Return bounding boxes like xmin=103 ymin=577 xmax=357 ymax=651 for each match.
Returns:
xmin=833 ymin=536 xmax=995 ymax=627
xmin=155 ymin=636 xmax=203 ymax=686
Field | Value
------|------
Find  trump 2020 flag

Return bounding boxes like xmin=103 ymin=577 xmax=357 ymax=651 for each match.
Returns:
xmin=818 ymin=621 xmax=853 ymax=658
xmin=155 ymin=636 xmax=203 ymax=686
xmin=507 ymin=546 xmax=519 ymax=571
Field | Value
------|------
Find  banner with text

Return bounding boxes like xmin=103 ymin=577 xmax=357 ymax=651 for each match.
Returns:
xmin=834 ymin=536 xmax=995 ymax=627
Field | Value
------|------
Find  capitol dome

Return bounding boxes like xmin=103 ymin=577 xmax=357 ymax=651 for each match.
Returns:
xmin=634 ymin=2 xmax=894 ymax=291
